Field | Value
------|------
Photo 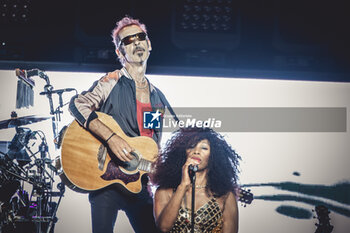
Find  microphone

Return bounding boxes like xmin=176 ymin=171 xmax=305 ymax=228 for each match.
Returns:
xmin=40 ymin=88 xmax=76 ymax=95
xmin=189 ymin=164 xmax=198 ymax=173
xmin=188 ymin=164 xmax=198 ymax=182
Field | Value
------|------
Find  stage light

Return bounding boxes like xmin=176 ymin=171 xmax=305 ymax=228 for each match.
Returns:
xmin=0 ymin=0 xmax=31 ymax=23
xmin=171 ymin=0 xmax=241 ymax=50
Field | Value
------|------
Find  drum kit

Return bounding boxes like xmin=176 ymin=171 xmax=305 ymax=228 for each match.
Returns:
xmin=0 ymin=69 xmax=76 ymax=233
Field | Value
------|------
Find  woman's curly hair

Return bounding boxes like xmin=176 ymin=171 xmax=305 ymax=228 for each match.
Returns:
xmin=151 ymin=127 xmax=241 ymax=197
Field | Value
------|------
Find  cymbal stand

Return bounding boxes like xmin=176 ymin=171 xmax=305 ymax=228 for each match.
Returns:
xmin=40 ymin=74 xmax=59 ymax=143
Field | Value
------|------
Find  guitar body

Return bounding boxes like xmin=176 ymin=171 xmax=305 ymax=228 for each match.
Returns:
xmin=60 ymin=112 xmax=158 ymax=194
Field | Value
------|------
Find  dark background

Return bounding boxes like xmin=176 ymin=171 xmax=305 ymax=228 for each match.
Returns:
xmin=1 ymin=0 xmax=349 ymax=82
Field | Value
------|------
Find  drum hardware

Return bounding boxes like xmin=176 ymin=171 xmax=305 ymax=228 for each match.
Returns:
xmin=45 ymin=182 xmax=65 ymax=233
xmin=0 ymin=136 xmax=55 ymax=232
xmin=7 ymin=126 xmax=36 ymax=167
xmin=0 ymin=141 xmax=10 ymax=155
xmin=0 ymin=138 xmax=58 ymax=233
xmin=0 ymin=69 xmax=75 ymax=233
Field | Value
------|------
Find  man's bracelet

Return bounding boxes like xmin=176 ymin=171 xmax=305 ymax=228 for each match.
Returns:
xmin=106 ymin=132 xmax=116 ymax=143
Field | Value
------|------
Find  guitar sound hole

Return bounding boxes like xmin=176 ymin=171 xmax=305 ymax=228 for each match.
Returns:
xmin=123 ymin=151 xmax=140 ymax=171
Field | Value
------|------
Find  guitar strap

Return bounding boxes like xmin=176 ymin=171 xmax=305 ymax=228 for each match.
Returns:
xmin=156 ymin=87 xmax=179 ymax=123
xmin=123 ymin=67 xmax=179 ymax=122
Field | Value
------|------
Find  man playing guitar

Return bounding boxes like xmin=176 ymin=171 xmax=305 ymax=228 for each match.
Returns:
xmin=68 ymin=16 xmax=170 ymax=233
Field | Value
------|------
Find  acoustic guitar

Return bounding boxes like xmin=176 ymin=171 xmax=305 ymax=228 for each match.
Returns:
xmin=60 ymin=112 xmax=158 ymax=194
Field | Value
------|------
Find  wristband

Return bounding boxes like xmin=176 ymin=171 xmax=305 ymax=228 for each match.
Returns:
xmin=106 ymin=132 xmax=116 ymax=143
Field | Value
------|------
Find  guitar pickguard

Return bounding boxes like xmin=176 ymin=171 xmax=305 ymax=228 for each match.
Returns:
xmin=100 ymin=160 xmax=140 ymax=184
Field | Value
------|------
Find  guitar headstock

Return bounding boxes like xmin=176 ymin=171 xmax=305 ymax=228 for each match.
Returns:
xmin=313 ymin=205 xmax=333 ymax=233
xmin=237 ymin=187 xmax=253 ymax=207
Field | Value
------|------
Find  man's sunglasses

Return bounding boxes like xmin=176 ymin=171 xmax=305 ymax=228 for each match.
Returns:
xmin=119 ymin=32 xmax=147 ymax=47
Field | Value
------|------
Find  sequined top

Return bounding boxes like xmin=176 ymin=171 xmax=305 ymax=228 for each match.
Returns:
xmin=169 ymin=197 xmax=223 ymax=233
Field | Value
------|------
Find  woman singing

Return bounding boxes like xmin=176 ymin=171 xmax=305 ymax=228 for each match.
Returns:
xmin=151 ymin=127 xmax=241 ymax=232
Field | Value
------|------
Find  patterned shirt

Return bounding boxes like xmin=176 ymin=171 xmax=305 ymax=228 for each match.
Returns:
xmin=169 ymin=197 xmax=223 ymax=233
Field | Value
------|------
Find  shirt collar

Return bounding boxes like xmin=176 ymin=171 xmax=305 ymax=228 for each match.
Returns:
xmin=120 ymin=67 xmax=133 ymax=80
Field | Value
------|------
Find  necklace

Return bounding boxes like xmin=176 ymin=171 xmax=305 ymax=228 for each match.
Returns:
xmin=134 ymin=78 xmax=148 ymax=89
xmin=135 ymin=82 xmax=148 ymax=89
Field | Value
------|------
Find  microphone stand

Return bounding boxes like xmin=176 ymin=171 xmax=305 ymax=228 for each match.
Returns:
xmin=190 ymin=170 xmax=196 ymax=233
xmin=56 ymin=92 xmax=64 ymax=122
xmin=39 ymin=74 xmax=69 ymax=148
xmin=41 ymin=78 xmax=59 ymax=142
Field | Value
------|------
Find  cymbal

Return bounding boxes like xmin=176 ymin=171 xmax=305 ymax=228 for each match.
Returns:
xmin=0 ymin=115 xmax=51 ymax=129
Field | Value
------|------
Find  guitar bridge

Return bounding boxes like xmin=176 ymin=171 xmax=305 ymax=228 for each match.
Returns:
xmin=97 ymin=144 xmax=107 ymax=171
